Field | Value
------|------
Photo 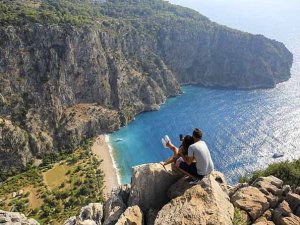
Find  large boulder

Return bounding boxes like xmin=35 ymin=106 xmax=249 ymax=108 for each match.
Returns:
xmin=253 ymin=217 xmax=275 ymax=225
xmin=231 ymin=186 xmax=270 ymax=221
xmin=0 ymin=210 xmax=39 ymax=225
xmin=286 ymin=193 xmax=300 ymax=212
xmin=64 ymin=216 xmax=77 ymax=225
xmin=253 ymin=176 xmax=283 ymax=196
xmin=272 ymin=201 xmax=300 ymax=225
xmin=103 ymin=186 xmax=129 ymax=225
xmin=64 ymin=203 xmax=103 ymax=225
xmin=79 ymin=203 xmax=103 ymax=224
xmin=280 ymin=215 xmax=300 ymax=225
xmin=154 ymin=173 xmax=234 ymax=225
xmin=115 ymin=205 xmax=143 ymax=225
xmin=128 ymin=163 xmax=182 ymax=212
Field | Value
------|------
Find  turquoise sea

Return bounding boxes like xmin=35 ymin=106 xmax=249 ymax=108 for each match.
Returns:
xmin=109 ymin=0 xmax=300 ymax=184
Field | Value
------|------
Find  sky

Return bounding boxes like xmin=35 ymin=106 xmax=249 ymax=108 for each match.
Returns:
xmin=168 ymin=0 xmax=299 ymax=42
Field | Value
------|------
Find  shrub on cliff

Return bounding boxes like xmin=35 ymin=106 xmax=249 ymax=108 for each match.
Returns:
xmin=233 ymin=208 xmax=247 ymax=225
xmin=239 ymin=159 xmax=300 ymax=187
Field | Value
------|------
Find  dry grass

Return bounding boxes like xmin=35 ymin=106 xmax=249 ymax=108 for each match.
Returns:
xmin=23 ymin=186 xmax=43 ymax=209
xmin=43 ymin=164 xmax=69 ymax=190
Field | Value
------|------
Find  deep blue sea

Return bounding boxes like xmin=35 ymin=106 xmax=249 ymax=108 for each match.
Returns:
xmin=109 ymin=0 xmax=300 ymax=184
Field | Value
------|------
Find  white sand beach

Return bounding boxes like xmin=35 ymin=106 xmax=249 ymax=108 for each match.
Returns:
xmin=91 ymin=135 xmax=119 ymax=198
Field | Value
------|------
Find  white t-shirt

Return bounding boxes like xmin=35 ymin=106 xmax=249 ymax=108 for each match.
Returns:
xmin=188 ymin=140 xmax=214 ymax=175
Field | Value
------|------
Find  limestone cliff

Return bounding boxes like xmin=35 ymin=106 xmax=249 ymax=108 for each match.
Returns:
xmin=0 ymin=0 xmax=293 ymax=173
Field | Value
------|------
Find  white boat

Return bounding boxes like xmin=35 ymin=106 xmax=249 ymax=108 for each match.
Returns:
xmin=272 ymin=153 xmax=284 ymax=158
xmin=115 ymin=138 xmax=123 ymax=142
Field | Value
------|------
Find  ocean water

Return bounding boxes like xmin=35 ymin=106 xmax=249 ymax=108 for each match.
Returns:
xmin=109 ymin=0 xmax=300 ymax=184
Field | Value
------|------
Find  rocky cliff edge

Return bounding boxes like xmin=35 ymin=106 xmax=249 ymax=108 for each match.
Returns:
xmin=59 ymin=163 xmax=300 ymax=225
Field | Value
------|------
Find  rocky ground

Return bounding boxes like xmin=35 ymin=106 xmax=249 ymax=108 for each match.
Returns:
xmin=61 ymin=163 xmax=300 ymax=225
xmin=2 ymin=163 xmax=300 ymax=224
xmin=0 ymin=210 xmax=39 ymax=225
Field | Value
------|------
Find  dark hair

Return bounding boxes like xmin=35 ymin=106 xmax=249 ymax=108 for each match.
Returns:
xmin=180 ymin=135 xmax=194 ymax=155
xmin=193 ymin=128 xmax=202 ymax=139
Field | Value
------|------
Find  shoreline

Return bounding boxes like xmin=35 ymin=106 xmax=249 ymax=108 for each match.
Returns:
xmin=91 ymin=135 xmax=120 ymax=198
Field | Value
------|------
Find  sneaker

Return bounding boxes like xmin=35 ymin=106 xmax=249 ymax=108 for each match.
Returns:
xmin=161 ymin=138 xmax=168 ymax=148
xmin=189 ymin=178 xmax=202 ymax=185
xmin=164 ymin=135 xmax=170 ymax=144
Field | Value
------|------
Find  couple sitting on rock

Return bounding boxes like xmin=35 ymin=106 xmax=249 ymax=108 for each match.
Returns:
xmin=161 ymin=128 xmax=214 ymax=184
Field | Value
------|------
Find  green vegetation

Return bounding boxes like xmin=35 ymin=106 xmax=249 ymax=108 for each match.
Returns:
xmin=233 ymin=208 xmax=247 ymax=225
xmin=0 ymin=138 xmax=104 ymax=225
xmin=0 ymin=0 xmax=209 ymax=26
xmin=239 ymin=159 xmax=300 ymax=187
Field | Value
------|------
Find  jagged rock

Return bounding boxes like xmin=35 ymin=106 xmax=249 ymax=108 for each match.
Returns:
xmin=167 ymin=176 xmax=194 ymax=200
xmin=263 ymin=210 xmax=273 ymax=221
xmin=128 ymin=163 xmax=182 ymax=212
xmin=77 ymin=220 xmax=97 ymax=225
xmin=228 ymin=183 xmax=249 ymax=198
xmin=64 ymin=203 xmax=103 ymax=225
xmin=265 ymin=193 xmax=279 ymax=208
xmin=231 ymin=186 xmax=269 ymax=221
xmin=0 ymin=210 xmax=39 ymax=225
xmin=271 ymin=201 xmax=300 ymax=225
xmin=64 ymin=216 xmax=77 ymax=225
xmin=146 ymin=209 xmax=159 ymax=225
xmin=79 ymin=203 xmax=103 ymax=224
xmin=273 ymin=200 xmax=293 ymax=224
xmin=0 ymin=118 xmax=32 ymax=172
xmin=253 ymin=176 xmax=283 ymax=196
xmin=282 ymin=185 xmax=291 ymax=197
xmin=211 ymin=171 xmax=228 ymax=193
xmin=154 ymin=173 xmax=234 ymax=225
xmin=117 ymin=184 xmax=131 ymax=205
xmin=167 ymin=171 xmax=228 ymax=200
xmin=280 ymin=215 xmax=300 ymax=225
xmin=295 ymin=187 xmax=300 ymax=195
xmin=240 ymin=210 xmax=251 ymax=225
xmin=103 ymin=187 xmax=128 ymax=225
xmin=286 ymin=193 xmax=300 ymax=211
xmin=253 ymin=217 xmax=275 ymax=225
xmin=115 ymin=205 xmax=143 ymax=225
xmin=295 ymin=207 xmax=300 ymax=217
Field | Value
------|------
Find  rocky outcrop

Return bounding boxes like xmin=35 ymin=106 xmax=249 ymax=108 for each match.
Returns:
xmin=154 ymin=173 xmax=234 ymax=225
xmin=63 ymin=163 xmax=300 ymax=225
xmin=230 ymin=176 xmax=300 ymax=225
xmin=103 ymin=185 xmax=130 ymax=225
xmin=115 ymin=205 xmax=143 ymax=225
xmin=64 ymin=164 xmax=234 ymax=225
xmin=231 ymin=186 xmax=270 ymax=221
xmin=128 ymin=163 xmax=182 ymax=212
xmin=0 ymin=0 xmax=293 ymax=173
xmin=0 ymin=210 xmax=39 ymax=225
xmin=0 ymin=118 xmax=31 ymax=173
xmin=63 ymin=203 xmax=103 ymax=225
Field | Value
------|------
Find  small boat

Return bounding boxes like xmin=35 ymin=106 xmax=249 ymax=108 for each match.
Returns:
xmin=272 ymin=153 xmax=284 ymax=158
xmin=115 ymin=138 xmax=123 ymax=142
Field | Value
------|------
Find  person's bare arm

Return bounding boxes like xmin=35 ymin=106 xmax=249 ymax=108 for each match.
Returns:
xmin=161 ymin=154 xmax=180 ymax=166
xmin=180 ymin=152 xmax=194 ymax=165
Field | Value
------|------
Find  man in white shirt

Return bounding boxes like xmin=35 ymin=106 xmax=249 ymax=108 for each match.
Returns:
xmin=176 ymin=128 xmax=214 ymax=184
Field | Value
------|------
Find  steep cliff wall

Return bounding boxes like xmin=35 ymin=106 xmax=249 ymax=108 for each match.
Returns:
xmin=0 ymin=0 xmax=293 ymax=173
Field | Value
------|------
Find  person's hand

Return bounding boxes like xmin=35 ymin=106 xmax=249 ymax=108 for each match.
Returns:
xmin=160 ymin=161 xmax=166 ymax=169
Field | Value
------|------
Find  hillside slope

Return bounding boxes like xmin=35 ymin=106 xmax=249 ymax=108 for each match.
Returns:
xmin=0 ymin=0 xmax=293 ymax=174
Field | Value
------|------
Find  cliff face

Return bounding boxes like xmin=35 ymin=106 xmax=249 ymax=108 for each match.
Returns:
xmin=158 ymin=25 xmax=293 ymax=88
xmin=0 ymin=0 xmax=293 ymax=172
